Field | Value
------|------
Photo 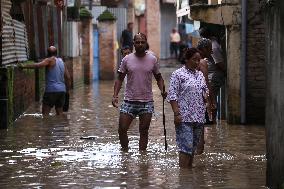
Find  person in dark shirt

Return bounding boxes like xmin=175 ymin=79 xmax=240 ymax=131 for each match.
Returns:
xmin=121 ymin=22 xmax=134 ymax=52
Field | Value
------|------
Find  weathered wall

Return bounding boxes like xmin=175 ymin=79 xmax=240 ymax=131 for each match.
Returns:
xmin=190 ymin=1 xmax=266 ymax=124
xmin=265 ymin=0 xmax=284 ymax=188
xmin=0 ymin=65 xmax=45 ymax=129
xmin=98 ymin=20 xmax=117 ymax=80
xmin=65 ymin=57 xmax=83 ymax=88
xmin=160 ymin=3 xmax=177 ymax=59
xmin=146 ymin=0 xmax=161 ymax=58
xmin=246 ymin=0 xmax=266 ymax=124
xmin=226 ymin=25 xmax=241 ymax=123
xmin=80 ymin=19 xmax=93 ymax=83
xmin=13 ymin=67 xmax=41 ymax=119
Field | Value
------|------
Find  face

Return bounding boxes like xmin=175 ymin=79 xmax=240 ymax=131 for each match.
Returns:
xmin=134 ymin=35 xmax=147 ymax=53
xmin=121 ymin=49 xmax=131 ymax=57
xmin=186 ymin=52 xmax=201 ymax=69
xmin=128 ymin=23 xmax=133 ymax=31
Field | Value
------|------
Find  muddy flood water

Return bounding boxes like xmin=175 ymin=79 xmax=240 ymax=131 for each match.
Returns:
xmin=0 ymin=66 xmax=267 ymax=188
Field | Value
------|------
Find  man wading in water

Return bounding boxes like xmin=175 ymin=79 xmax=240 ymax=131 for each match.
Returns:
xmin=112 ymin=33 xmax=167 ymax=151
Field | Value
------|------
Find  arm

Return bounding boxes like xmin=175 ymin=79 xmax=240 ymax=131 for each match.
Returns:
xmin=199 ymin=59 xmax=210 ymax=89
xmin=167 ymin=72 xmax=181 ymax=126
xmin=112 ymin=72 xmax=126 ymax=108
xmin=153 ymin=73 xmax=167 ymax=98
xmin=20 ymin=58 xmax=50 ymax=69
xmin=64 ymin=63 xmax=71 ymax=93
xmin=170 ymin=100 xmax=182 ymax=127
xmin=212 ymin=45 xmax=226 ymax=74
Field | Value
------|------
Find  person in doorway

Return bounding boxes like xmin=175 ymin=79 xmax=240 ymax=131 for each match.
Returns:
xmin=19 ymin=46 xmax=71 ymax=116
xmin=112 ymin=33 xmax=167 ymax=151
xmin=170 ymin=28 xmax=181 ymax=59
xmin=197 ymin=36 xmax=225 ymax=124
xmin=121 ymin=22 xmax=134 ymax=52
xmin=199 ymin=27 xmax=226 ymax=123
xmin=167 ymin=47 xmax=209 ymax=168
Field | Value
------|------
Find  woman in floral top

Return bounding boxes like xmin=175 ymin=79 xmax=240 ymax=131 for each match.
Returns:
xmin=167 ymin=48 xmax=209 ymax=168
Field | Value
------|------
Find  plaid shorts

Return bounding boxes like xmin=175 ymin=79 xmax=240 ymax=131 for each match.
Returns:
xmin=120 ymin=101 xmax=154 ymax=118
xmin=176 ymin=122 xmax=204 ymax=155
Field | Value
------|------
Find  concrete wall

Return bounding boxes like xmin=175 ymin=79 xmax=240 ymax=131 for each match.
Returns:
xmin=160 ymin=3 xmax=177 ymax=59
xmin=66 ymin=22 xmax=80 ymax=57
xmin=265 ymin=0 xmax=284 ymax=188
xmin=246 ymin=0 xmax=266 ymax=124
xmin=146 ymin=0 xmax=161 ymax=58
xmin=226 ymin=25 xmax=241 ymax=123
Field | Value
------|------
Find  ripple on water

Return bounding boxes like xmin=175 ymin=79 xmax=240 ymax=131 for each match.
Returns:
xmin=0 ymin=68 xmax=266 ymax=188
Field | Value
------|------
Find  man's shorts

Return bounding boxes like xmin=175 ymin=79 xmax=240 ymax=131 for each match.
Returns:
xmin=120 ymin=100 xmax=154 ymax=118
xmin=176 ymin=122 xmax=204 ymax=155
xmin=42 ymin=92 xmax=66 ymax=108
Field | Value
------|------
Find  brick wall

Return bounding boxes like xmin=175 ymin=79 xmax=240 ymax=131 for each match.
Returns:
xmin=98 ymin=21 xmax=117 ymax=80
xmin=246 ymin=0 xmax=266 ymax=124
xmin=13 ymin=68 xmax=37 ymax=118
xmin=80 ymin=19 xmax=94 ymax=83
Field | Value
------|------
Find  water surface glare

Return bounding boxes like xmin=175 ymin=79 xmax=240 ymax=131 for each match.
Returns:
xmin=0 ymin=66 xmax=266 ymax=188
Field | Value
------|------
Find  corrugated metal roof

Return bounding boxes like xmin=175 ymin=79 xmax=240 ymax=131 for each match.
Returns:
xmin=1 ymin=0 xmax=29 ymax=65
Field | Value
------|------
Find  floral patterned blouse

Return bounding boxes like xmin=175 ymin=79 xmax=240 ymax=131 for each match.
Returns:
xmin=167 ymin=66 xmax=208 ymax=123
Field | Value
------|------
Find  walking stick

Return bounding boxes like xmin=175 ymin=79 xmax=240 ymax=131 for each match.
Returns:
xmin=163 ymin=86 xmax=168 ymax=151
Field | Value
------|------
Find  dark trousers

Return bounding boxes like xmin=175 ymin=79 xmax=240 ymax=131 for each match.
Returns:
xmin=170 ymin=42 xmax=179 ymax=58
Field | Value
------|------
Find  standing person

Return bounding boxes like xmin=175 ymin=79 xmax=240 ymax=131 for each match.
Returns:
xmin=167 ymin=47 xmax=209 ymax=168
xmin=197 ymin=36 xmax=225 ymax=123
xmin=170 ymin=28 xmax=181 ymax=59
xmin=19 ymin=46 xmax=71 ymax=116
xmin=112 ymin=33 xmax=166 ymax=151
xmin=199 ymin=27 xmax=226 ymax=123
xmin=121 ymin=22 xmax=134 ymax=52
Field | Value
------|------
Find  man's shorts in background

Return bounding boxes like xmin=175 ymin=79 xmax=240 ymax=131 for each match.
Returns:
xmin=42 ymin=92 xmax=66 ymax=108
xmin=120 ymin=100 xmax=154 ymax=118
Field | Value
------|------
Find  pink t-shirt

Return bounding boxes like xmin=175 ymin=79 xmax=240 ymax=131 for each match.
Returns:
xmin=118 ymin=53 xmax=160 ymax=102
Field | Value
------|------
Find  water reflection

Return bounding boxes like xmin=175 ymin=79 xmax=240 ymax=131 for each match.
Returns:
xmin=0 ymin=67 xmax=266 ymax=188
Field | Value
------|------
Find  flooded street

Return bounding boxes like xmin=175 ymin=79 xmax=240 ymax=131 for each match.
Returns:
xmin=0 ymin=64 xmax=266 ymax=189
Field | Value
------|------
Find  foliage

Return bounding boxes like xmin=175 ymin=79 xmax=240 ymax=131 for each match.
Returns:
xmin=79 ymin=7 xmax=93 ymax=19
xmin=97 ymin=10 xmax=116 ymax=21
xmin=67 ymin=6 xmax=80 ymax=21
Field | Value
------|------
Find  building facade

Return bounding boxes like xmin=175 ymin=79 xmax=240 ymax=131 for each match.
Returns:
xmin=176 ymin=0 xmax=266 ymax=124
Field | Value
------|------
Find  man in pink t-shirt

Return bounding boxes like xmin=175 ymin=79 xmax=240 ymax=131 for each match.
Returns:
xmin=112 ymin=33 xmax=167 ymax=151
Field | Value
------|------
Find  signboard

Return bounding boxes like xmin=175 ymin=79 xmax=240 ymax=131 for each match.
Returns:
xmin=176 ymin=5 xmax=190 ymax=18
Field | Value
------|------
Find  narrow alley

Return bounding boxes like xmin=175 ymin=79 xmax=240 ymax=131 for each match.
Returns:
xmin=0 ymin=62 xmax=266 ymax=189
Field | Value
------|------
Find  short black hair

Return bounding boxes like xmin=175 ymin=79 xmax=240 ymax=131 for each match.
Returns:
xmin=121 ymin=45 xmax=131 ymax=53
xmin=180 ymin=48 xmax=199 ymax=64
xmin=133 ymin=32 xmax=147 ymax=41
xmin=197 ymin=38 xmax=212 ymax=49
xmin=199 ymin=27 xmax=212 ymax=39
